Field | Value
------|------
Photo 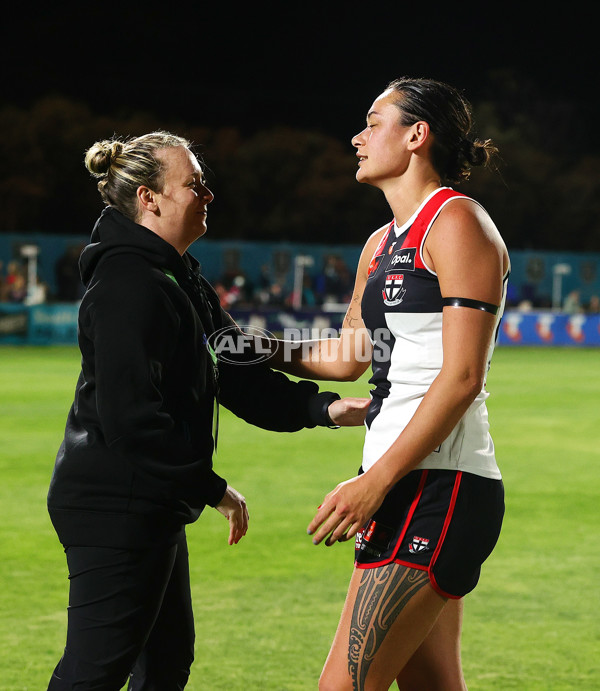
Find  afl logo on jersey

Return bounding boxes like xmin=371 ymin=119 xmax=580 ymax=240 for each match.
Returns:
xmin=383 ymin=273 xmax=406 ymax=306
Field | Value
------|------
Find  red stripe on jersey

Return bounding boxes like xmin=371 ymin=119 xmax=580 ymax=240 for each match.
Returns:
xmin=367 ymin=222 xmax=393 ymax=276
xmin=402 ymin=188 xmax=468 ymax=270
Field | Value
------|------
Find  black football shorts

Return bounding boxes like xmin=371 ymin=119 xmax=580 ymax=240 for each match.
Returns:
xmin=354 ymin=469 xmax=504 ymax=598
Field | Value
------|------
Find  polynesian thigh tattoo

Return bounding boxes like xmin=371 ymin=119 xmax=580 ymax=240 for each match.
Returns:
xmin=348 ymin=564 xmax=429 ymax=691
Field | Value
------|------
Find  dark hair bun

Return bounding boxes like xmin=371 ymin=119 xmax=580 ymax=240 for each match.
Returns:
xmin=451 ymin=138 xmax=498 ymax=182
xmin=464 ymin=138 xmax=497 ymax=167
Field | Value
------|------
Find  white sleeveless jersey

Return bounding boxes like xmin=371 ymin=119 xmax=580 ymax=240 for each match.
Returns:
xmin=360 ymin=187 xmax=508 ymax=479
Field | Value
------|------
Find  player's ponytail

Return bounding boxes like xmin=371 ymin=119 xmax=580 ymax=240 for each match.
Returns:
xmin=386 ymin=77 xmax=498 ymax=184
xmin=448 ymin=137 xmax=499 ymax=182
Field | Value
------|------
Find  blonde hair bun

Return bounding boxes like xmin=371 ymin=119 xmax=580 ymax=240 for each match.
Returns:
xmin=83 ymin=131 xmax=191 ymax=221
xmin=84 ymin=140 xmax=124 ymax=178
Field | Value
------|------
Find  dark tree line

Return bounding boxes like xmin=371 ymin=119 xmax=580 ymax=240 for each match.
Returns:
xmin=1 ymin=72 xmax=598 ymax=251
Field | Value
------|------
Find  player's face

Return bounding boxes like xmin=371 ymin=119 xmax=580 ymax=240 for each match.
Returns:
xmin=155 ymin=146 xmax=214 ymax=246
xmin=351 ymin=90 xmax=413 ymax=188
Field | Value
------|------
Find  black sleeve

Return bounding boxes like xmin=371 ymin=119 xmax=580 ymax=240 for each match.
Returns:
xmin=200 ymin=276 xmax=340 ymax=432
xmin=218 ymin=358 xmax=340 ymax=431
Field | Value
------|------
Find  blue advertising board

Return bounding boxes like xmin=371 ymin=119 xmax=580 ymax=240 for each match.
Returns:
xmin=0 ymin=303 xmax=79 ymax=345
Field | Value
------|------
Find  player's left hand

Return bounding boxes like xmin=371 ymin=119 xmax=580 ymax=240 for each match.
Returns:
xmin=307 ymin=472 xmax=384 ymax=547
xmin=327 ymin=397 xmax=370 ymax=427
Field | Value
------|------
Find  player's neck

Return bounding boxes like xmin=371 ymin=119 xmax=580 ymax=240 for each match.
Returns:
xmin=384 ymin=176 xmax=442 ymax=227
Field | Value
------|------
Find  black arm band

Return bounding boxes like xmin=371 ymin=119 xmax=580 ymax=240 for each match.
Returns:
xmin=442 ymin=297 xmax=499 ymax=315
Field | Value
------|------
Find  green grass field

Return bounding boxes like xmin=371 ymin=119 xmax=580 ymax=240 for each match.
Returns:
xmin=1 ymin=345 xmax=599 ymax=690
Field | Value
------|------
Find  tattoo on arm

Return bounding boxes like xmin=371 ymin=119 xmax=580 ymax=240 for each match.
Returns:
xmin=343 ymin=296 xmax=362 ymax=330
xmin=344 ymin=314 xmax=359 ymax=329
xmin=348 ymin=565 xmax=429 ymax=690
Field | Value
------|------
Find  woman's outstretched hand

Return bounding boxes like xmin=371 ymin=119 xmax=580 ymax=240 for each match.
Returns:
xmin=328 ymin=397 xmax=371 ymax=427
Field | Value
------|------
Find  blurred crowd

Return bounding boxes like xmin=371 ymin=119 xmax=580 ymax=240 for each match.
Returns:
xmin=213 ymin=254 xmax=354 ymax=310
xmin=0 ymin=244 xmax=85 ymax=305
xmin=561 ymin=290 xmax=600 ymax=315
xmin=0 ymin=261 xmax=29 ymax=303
xmin=2 ymin=249 xmax=600 ymax=316
xmin=0 ymin=250 xmax=355 ymax=311
xmin=0 ymin=259 xmax=51 ymax=305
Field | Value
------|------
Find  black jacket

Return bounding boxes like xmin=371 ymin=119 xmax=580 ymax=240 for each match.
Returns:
xmin=47 ymin=207 xmax=338 ymax=548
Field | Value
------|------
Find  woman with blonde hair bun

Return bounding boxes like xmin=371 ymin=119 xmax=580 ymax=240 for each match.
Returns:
xmin=46 ymin=131 xmax=367 ymax=690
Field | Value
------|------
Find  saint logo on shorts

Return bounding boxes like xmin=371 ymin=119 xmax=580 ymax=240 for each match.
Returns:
xmin=408 ymin=536 xmax=430 ymax=553
xmin=383 ymin=273 xmax=406 ymax=306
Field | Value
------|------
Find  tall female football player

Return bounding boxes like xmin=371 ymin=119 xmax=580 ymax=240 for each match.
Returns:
xmin=272 ymin=78 xmax=509 ymax=690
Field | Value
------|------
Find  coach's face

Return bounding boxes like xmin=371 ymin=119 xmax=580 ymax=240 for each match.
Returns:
xmin=158 ymin=146 xmax=214 ymax=246
xmin=138 ymin=146 xmax=214 ymax=254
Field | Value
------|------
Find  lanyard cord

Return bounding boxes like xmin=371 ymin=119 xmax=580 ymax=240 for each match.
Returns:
xmin=163 ymin=267 xmax=221 ymax=452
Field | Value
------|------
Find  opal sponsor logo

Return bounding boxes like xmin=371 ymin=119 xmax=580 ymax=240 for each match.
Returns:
xmin=387 ymin=247 xmax=416 ymax=271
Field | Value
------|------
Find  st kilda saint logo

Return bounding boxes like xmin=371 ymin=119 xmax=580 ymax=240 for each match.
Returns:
xmin=408 ymin=536 xmax=430 ymax=554
xmin=383 ymin=273 xmax=406 ymax=306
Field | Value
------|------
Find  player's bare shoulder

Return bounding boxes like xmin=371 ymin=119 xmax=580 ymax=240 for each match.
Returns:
xmin=426 ymin=198 xmax=508 ymax=272
xmin=437 ymin=197 xmax=503 ymax=244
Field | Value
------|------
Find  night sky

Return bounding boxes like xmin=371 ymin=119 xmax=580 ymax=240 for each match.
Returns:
xmin=3 ymin=4 xmax=595 ymax=144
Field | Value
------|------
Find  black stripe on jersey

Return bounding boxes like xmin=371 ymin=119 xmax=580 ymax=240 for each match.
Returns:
xmin=442 ymin=297 xmax=499 ymax=315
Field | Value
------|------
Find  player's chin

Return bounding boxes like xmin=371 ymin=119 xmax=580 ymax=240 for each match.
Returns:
xmin=355 ymin=168 xmax=371 ymax=184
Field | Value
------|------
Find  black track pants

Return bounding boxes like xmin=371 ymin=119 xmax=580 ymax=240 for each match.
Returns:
xmin=47 ymin=531 xmax=194 ymax=690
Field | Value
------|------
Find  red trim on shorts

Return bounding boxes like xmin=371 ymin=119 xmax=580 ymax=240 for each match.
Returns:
xmin=428 ymin=571 xmax=462 ymax=600
xmin=427 ymin=471 xmax=463 ymax=599
xmin=355 ymin=470 xmax=429 ymax=570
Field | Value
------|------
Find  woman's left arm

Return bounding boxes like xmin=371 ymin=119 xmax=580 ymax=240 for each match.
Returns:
xmin=308 ymin=199 xmax=508 ymax=545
